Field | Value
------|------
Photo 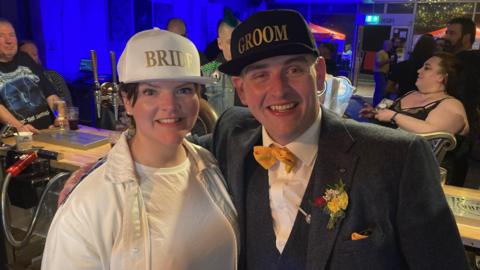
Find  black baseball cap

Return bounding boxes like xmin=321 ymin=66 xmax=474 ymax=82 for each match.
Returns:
xmin=218 ymin=9 xmax=318 ymax=76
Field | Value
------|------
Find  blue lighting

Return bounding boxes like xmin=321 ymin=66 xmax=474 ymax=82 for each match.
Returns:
xmin=37 ymin=0 xmax=250 ymax=77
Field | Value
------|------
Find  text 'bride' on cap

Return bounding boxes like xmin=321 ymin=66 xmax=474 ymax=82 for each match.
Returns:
xmin=118 ymin=27 xmax=213 ymax=84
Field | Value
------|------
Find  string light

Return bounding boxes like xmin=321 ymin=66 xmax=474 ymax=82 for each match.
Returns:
xmin=413 ymin=2 xmax=475 ymax=34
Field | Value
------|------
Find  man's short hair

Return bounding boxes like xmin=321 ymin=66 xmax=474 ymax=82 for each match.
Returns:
xmin=167 ymin=18 xmax=185 ymax=28
xmin=448 ymin=17 xmax=476 ymax=45
xmin=0 ymin=18 xmax=12 ymax=27
xmin=166 ymin=18 xmax=186 ymax=37
xmin=18 ymin=40 xmax=35 ymax=47
xmin=217 ymin=21 xmax=234 ymax=36
xmin=216 ymin=10 xmax=240 ymax=36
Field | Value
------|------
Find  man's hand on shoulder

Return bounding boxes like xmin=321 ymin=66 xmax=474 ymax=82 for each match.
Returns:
xmin=57 ymin=162 xmax=95 ymax=206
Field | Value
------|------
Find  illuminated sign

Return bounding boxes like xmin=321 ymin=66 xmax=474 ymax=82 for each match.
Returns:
xmin=365 ymin=15 xmax=380 ymax=25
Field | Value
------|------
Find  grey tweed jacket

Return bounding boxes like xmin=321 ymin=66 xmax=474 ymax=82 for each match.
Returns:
xmin=205 ymin=106 xmax=468 ymax=270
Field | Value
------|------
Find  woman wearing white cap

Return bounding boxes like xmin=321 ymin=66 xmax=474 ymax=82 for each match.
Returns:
xmin=41 ymin=28 xmax=238 ymax=270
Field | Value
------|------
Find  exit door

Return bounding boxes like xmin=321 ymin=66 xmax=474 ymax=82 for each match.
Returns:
xmin=351 ymin=25 xmax=391 ymax=98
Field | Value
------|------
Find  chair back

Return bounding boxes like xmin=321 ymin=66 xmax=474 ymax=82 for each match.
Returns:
xmin=191 ymin=98 xmax=218 ymax=136
xmin=45 ymin=70 xmax=73 ymax=107
xmin=418 ymin=132 xmax=456 ymax=164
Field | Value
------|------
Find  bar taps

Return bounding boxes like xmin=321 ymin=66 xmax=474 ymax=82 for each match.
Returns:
xmin=110 ymin=51 xmax=119 ymax=121
xmin=90 ymin=50 xmax=121 ymax=121
xmin=90 ymin=50 xmax=102 ymax=119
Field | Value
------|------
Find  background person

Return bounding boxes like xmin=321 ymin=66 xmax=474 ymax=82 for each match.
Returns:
xmin=166 ymin=17 xmax=208 ymax=65
xmin=443 ymin=17 xmax=480 ymax=186
xmin=435 ymin=37 xmax=450 ymax=52
xmin=42 ymin=28 xmax=238 ymax=270
xmin=372 ymin=40 xmax=392 ymax=106
xmin=201 ymin=9 xmax=240 ymax=115
xmin=340 ymin=43 xmax=352 ymax=76
xmin=443 ymin=17 xmax=479 ymax=138
xmin=444 ymin=17 xmax=476 ymax=54
xmin=19 ymin=40 xmax=73 ymax=106
xmin=166 ymin=17 xmax=187 ymax=37
xmin=361 ymin=52 xmax=470 ymax=187
xmin=361 ymin=52 xmax=468 ymax=136
xmin=389 ymin=37 xmax=404 ymax=64
xmin=318 ymin=42 xmax=338 ymax=76
xmin=0 ymin=18 xmax=62 ymax=133
xmin=385 ymin=34 xmax=437 ymax=99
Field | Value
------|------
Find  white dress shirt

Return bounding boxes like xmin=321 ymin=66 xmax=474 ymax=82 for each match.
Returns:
xmin=262 ymin=109 xmax=321 ymax=253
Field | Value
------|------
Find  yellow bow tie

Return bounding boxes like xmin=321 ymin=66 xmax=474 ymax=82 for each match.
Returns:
xmin=253 ymin=145 xmax=297 ymax=173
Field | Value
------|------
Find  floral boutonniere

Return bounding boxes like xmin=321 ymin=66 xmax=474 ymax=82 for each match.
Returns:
xmin=298 ymin=179 xmax=349 ymax=229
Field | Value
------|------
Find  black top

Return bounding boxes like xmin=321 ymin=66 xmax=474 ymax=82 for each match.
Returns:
xmin=388 ymin=59 xmax=420 ymax=97
xmin=455 ymin=49 xmax=480 ymax=140
xmin=325 ymin=58 xmax=338 ymax=77
xmin=391 ymin=91 xmax=449 ymax=120
xmin=0 ymin=52 xmax=56 ymax=129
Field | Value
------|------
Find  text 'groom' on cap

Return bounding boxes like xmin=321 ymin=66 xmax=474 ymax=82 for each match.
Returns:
xmin=219 ymin=9 xmax=318 ymax=76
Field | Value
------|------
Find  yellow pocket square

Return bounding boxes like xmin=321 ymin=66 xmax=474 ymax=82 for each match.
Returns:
xmin=351 ymin=230 xmax=372 ymax=241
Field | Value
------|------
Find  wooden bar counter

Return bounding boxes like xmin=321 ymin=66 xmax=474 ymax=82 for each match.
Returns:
xmin=0 ymin=126 xmax=120 ymax=240
xmin=1 ymin=125 xmax=119 ymax=172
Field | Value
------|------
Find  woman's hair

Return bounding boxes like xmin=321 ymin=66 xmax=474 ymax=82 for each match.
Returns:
xmin=117 ymin=83 xmax=139 ymax=129
xmin=433 ymin=52 xmax=459 ymax=95
xmin=119 ymin=82 xmax=140 ymax=106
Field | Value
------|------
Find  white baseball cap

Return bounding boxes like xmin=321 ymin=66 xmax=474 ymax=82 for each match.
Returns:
xmin=118 ymin=27 xmax=213 ymax=84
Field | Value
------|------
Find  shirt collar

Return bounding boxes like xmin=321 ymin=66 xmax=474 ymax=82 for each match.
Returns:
xmin=262 ymin=107 xmax=321 ymax=167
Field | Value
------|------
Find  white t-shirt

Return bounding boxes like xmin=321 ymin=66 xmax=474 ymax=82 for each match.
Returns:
xmin=136 ymin=156 xmax=235 ymax=270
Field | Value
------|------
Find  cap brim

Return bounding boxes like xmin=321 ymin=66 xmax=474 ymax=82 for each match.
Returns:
xmin=123 ymin=76 xmax=214 ymax=85
xmin=219 ymin=43 xmax=319 ymax=76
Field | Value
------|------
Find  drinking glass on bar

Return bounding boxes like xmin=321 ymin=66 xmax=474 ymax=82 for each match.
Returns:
xmin=53 ymin=100 xmax=67 ymax=130
xmin=67 ymin=107 xmax=79 ymax=130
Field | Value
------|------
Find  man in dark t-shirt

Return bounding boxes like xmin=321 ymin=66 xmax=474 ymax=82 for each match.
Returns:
xmin=0 ymin=18 xmax=61 ymax=133
xmin=442 ymin=17 xmax=480 ymax=186
xmin=443 ymin=17 xmax=480 ymax=136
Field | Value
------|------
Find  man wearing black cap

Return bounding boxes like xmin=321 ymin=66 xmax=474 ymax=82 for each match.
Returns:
xmin=212 ymin=9 xmax=468 ymax=269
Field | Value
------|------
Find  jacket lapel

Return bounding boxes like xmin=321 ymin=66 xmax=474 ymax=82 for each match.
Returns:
xmin=226 ymin=119 xmax=262 ymax=252
xmin=306 ymin=109 xmax=359 ymax=270
xmin=227 ymin=125 xmax=261 ymax=209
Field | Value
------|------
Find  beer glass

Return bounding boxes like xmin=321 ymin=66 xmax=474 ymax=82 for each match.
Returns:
xmin=67 ymin=107 xmax=79 ymax=130
xmin=53 ymin=100 xmax=67 ymax=130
